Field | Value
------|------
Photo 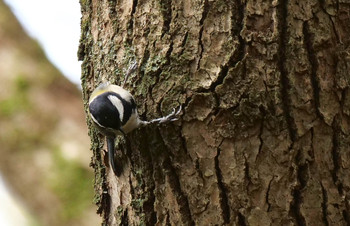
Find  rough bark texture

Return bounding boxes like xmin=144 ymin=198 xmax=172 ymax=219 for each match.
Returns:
xmin=79 ymin=0 xmax=350 ymax=225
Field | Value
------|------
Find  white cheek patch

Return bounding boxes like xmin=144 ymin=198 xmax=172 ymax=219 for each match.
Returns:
xmin=107 ymin=95 xmax=124 ymax=123
xmin=90 ymin=114 xmax=105 ymax=128
xmin=122 ymin=113 xmax=139 ymax=133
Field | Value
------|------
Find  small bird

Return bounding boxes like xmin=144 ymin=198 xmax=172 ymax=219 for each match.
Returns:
xmin=88 ymin=83 xmax=181 ymax=176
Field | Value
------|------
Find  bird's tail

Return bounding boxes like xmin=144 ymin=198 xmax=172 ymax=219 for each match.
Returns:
xmin=107 ymin=136 xmax=119 ymax=176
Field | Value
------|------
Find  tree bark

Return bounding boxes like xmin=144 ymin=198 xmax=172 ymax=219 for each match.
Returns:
xmin=79 ymin=0 xmax=350 ymax=225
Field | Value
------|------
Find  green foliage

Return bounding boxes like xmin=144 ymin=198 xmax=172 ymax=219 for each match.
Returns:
xmin=0 ymin=75 xmax=31 ymax=117
xmin=15 ymin=74 xmax=30 ymax=91
xmin=49 ymin=148 xmax=93 ymax=221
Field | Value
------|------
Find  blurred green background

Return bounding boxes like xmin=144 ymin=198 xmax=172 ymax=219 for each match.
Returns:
xmin=0 ymin=1 xmax=99 ymax=225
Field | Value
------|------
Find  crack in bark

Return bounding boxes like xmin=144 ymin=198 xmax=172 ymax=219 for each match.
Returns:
xmin=130 ymin=0 xmax=138 ymax=25
xmin=196 ymin=0 xmax=247 ymax=120
xmin=209 ymin=0 xmax=246 ymax=93
xmin=278 ymin=0 xmax=297 ymax=143
xmin=340 ymin=88 xmax=348 ymax=113
xmin=331 ymin=116 xmax=346 ymax=217
xmin=126 ymin=132 xmax=158 ymax=225
xmin=343 ymin=199 xmax=350 ymax=226
xmin=164 ymin=157 xmax=195 ymax=226
xmin=289 ymin=149 xmax=308 ymax=226
xmin=142 ymin=144 xmax=157 ymax=225
xmin=107 ymin=0 xmax=117 ymax=21
xmin=290 ymin=184 xmax=306 ymax=226
xmin=160 ymin=0 xmax=172 ymax=38
xmin=101 ymin=181 xmax=111 ymax=223
xmin=179 ymin=31 xmax=189 ymax=56
xmin=179 ymin=123 xmax=190 ymax=156
xmin=195 ymin=0 xmax=246 ymax=103
xmin=244 ymin=156 xmax=252 ymax=192
xmin=266 ymin=177 xmax=273 ymax=212
xmin=157 ymin=119 xmax=196 ymax=225
xmin=194 ymin=158 xmax=204 ymax=182
xmin=126 ymin=0 xmax=138 ymax=45
xmin=139 ymin=47 xmax=150 ymax=82
xmin=215 ymin=146 xmax=231 ymax=224
xmin=166 ymin=41 xmax=174 ymax=63
xmin=209 ymin=60 xmax=229 ymax=92
xmin=165 ymin=212 xmax=171 ymax=226
xmin=237 ymin=212 xmax=247 ymax=226
xmin=129 ymin=173 xmax=135 ymax=199
xmin=91 ymin=134 xmax=111 ymax=222
xmin=310 ymin=127 xmax=315 ymax=161
xmin=319 ymin=0 xmax=342 ymax=43
xmin=99 ymin=168 xmax=111 ymax=221
xmin=232 ymin=0 xmax=246 ymax=65
xmin=197 ymin=0 xmax=210 ymax=70
xmin=256 ymin=117 xmax=264 ymax=163
xmin=303 ymin=21 xmax=324 ymax=122
xmin=144 ymin=172 xmax=157 ymax=225
xmin=118 ymin=204 xmax=129 ymax=226
xmin=320 ymin=182 xmax=330 ymax=226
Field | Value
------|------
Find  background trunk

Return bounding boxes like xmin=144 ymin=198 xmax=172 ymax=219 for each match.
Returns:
xmin=79 ymin=0 xmax=350 ymax=225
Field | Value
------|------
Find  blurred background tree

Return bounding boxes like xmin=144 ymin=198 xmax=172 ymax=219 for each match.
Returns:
xmin=0 ymin=1 xmax=99 ymax=225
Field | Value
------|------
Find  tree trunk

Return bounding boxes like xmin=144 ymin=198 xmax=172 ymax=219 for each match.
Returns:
xmin=79 ymin=0 xmax=350 ymax=225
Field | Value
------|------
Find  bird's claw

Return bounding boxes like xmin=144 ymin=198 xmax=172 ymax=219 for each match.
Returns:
xmin=149 ymin=105 xmax=182 ymax=124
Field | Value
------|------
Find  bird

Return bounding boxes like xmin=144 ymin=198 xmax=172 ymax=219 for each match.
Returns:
xmin=88 ymin=82 xmax=181 ymax=176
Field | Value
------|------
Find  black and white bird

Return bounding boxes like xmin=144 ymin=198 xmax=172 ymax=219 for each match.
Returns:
xmin=88 ymin=82 xmax=181 ymax=176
